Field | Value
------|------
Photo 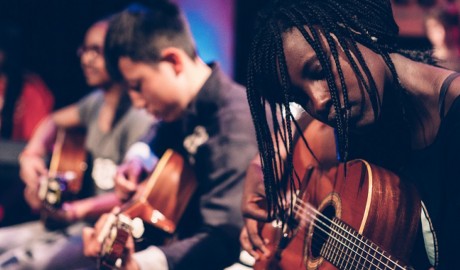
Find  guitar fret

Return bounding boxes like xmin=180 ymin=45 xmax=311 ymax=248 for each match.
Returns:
xmin=365 ymin=241 xmax=372 ymax=269
xmin=337 ymin=226 xmax=346 ymax=267
xmin=332 ymin=226 xmax=340 ymax=266
xmin=378 ymin=243 xmax=389 ymax=269
xmin=319 ymin=218 xmax=411 ymax=270
xmin=380 ymin=254 xmax=389 ymax=269
xmin=322 ymin=224 xmax=338 ymax=265
xmin=343 ymin=219 xmax=410 ymax=270
xmin=358 ymin=224 xmax=369 ymax=268
xmin=321 ymin=232 xmax=333 ymax=262
xmin=328 ymin=230 xmax=338 ymax=265
xmin=345 ymin=225 xmax=357 ymax=270
xmin=332 ymin=224 xmax=343 ymax=267
xmin=337 ymin=224 xmax=347 ymax=270
xmin=372 ymin=243 xmax=379 ymax=269
xmin=367 ymin=238 xmax=375 ymax=269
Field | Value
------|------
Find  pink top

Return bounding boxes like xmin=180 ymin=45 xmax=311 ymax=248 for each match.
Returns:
xmin=0 ymin=73 xmax=54 ymax=141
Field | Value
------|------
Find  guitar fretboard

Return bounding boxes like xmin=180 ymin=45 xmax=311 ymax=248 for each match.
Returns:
xmin=320 ymin=218 xmax=412 ymax=270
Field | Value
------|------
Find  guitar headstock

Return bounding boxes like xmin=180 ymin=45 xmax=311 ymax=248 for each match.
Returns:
xmin=97 ymin=213 xmax=145 ymax=269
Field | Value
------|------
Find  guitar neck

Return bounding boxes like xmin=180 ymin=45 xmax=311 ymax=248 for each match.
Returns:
xmin=320 ymin=218 xmax=412 ymax=270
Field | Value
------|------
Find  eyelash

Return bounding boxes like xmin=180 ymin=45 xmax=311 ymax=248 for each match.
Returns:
xmin=310 ymin=70 xmax=325 ymax=80
xmin=130 ymin=81 xmax=142 ymax=92
xmin=307 ymin=66 xmax=326 ymax=81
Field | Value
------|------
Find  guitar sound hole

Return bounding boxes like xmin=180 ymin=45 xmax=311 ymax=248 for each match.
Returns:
xmin=310 ymin=204 xmax=335 ymax=258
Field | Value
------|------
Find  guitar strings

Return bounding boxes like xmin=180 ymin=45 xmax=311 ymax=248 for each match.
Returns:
xmin=293 ymin=202 xmax=389 ymax=270
xmin=294 ymin=199 xmax=405 ymax=269
xmin=293 ymin=199 xmax=406 ymax=270
xmin=294 ymin=221 xmax=377 ymax=270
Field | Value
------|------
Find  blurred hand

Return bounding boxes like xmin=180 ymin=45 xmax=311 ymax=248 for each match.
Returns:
xmin=82 ymin=213 xmax=110 ymax=257
xmin=240 ymin=157 xmax=270 ymax=260
xmin=82 ymin=209 xmax=139 ymax=270
xmin=120 ymin=236 xmax=139 ymax=270
xmin=19 ymin=154 xmax=48 ymax=189
xmin=23 ymin=185 xmax=42 ymax=211
xmin=115 ymin=159 xmax=145 ymax=202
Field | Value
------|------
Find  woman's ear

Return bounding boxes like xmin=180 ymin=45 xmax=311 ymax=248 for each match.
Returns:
xmin=160 ymin=47 xmax=184 ymax=75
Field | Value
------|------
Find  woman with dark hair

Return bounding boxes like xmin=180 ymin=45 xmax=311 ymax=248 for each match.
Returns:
xmin=242 ymin=0 xmax=459 ymax=269
xmin=0 ymin=24 xmax=54 ymax=141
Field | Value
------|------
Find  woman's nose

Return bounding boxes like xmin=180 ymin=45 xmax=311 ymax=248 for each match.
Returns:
xmin=309 ymin=92 xmax=332 ymax=120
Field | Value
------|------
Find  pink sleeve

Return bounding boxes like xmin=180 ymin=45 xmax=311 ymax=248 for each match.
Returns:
xmin=12 ymin=74 xmax=55 ymax=141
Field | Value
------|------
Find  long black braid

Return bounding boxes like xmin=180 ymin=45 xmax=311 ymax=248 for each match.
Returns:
xmin=246 ymin=0 xmax=433 ymax=221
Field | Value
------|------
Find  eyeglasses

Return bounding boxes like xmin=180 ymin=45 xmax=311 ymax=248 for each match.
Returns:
xmin=76 ymin=45 xmax=103 ymax=59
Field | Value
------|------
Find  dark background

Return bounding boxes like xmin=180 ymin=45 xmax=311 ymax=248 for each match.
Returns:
xmin=0 ymin=0 xmax=431 ymax=110
xmin=0 ymin=0 xmax=265 ymax=110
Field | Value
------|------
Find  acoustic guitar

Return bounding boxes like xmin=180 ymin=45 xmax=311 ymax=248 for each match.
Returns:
xmin=38 ymin=127 xmax=88 ymax=230
xmin=254 ymin=158 xmax=421 ymax=270
xmin=250 ymin=117 xmax=422 ymax=270
xmin=97 ymin=149 xmax=197 ymax=270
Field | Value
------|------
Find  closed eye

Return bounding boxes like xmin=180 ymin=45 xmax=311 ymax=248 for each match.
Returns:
xmin=302 ymin=63 xmax=326 ymax=81
xmin=301 ymin=53 xmax=329 ymax=81
xmin=128 ymin=80 xmax=142 ymax=92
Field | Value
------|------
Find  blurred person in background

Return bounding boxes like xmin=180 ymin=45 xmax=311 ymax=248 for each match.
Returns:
xmin=0 ymin=24 xmax=54 ymax=141
xmin=82 ymin=2 xmax=258 ymax=270
xmin=0 ymin=16 xmax=154 ymax=270
xmin=0 ymin=23 xmax=54 ymax=228
xmin=425 ymin=2 xmax=460 ymax=71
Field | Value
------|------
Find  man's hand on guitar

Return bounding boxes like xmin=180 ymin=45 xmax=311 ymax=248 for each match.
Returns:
xmin=82 ymin=211 xmax=140 ymax=270
xmin=115 ymin=159 xmax=145 ymax=202
xmin=19 ymin=152 xmax=48 ymax=189
xmin=118 ymin=236 xmax=139 ymax=270
xmin=82 ymin=213 xmax=111 ymax=258
xmin=24 ymin=185 xmax=42 ymax=211
xmin=240 ymin=156 xmax=271 ymax=260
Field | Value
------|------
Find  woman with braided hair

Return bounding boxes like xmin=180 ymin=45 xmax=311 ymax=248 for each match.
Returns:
xmin=241 ymin=0 xmax=459 ymax=269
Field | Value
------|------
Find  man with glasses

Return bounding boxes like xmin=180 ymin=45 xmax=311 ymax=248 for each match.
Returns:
xmin=0 ymin=17 xmax=154 ymax=270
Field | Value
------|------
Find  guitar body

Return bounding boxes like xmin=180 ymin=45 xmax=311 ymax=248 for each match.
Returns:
xmin=255 ymin=160 xmax=420 ymax=270
xmin=40 ymin=127 xmax=88 ymax=230
xmin=127 ymin=149 xmax=197 ymax=234
xmin=98 ymin=149 xmax=197 ymax=269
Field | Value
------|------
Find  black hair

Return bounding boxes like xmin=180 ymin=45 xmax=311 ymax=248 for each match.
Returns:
xmin=0 ymin=24 xmax=24 ymax=139
xmin=246 ymin=0 xmax=432 ymax=220
xmin=104 ymin=1 xmax=197 ymax=81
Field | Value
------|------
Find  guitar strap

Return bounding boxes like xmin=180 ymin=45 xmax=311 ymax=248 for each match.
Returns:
xmin=438 ymin=72 xmax=460 ymax=119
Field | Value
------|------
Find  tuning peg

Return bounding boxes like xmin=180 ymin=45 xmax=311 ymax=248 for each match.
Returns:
xmin=131 ymin=217 xmax=145 ymax=239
